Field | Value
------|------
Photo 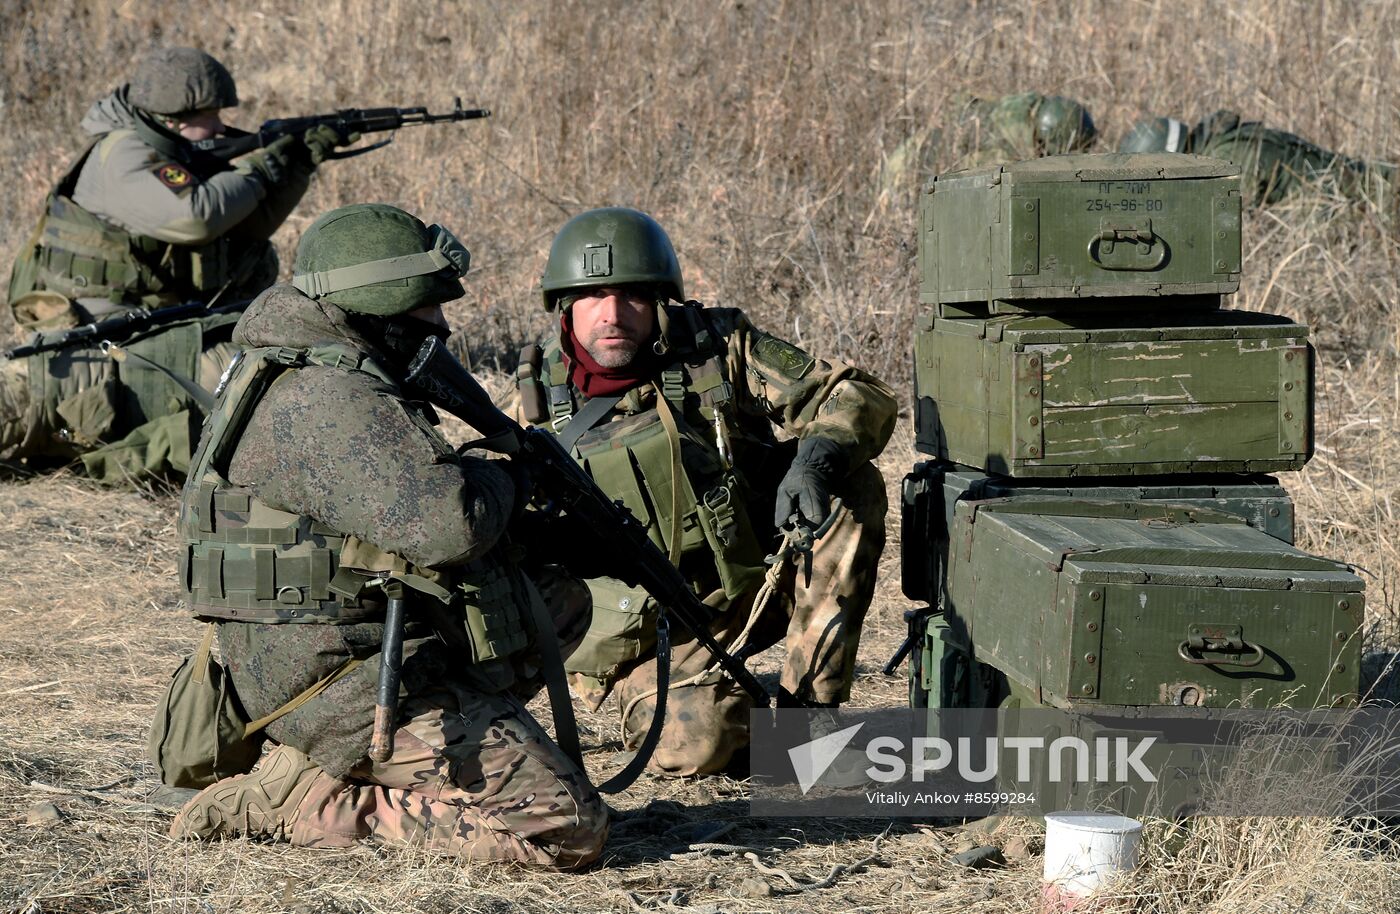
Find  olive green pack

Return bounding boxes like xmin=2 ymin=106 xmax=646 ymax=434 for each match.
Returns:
xmin=919 ymin=153 xmax=1242 ymax=315
xmin=147 ymin=623 xmax=358 ymax=788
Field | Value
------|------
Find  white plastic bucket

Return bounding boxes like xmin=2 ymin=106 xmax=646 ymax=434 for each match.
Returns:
xmin=1040 ymin=812 xmax=1142 ymax=911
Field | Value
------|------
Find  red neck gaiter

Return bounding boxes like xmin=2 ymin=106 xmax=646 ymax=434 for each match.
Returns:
xmin=561 ymin=314 xmax=655 ymax=399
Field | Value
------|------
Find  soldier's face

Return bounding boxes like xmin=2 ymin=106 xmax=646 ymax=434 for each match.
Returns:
xmin=571 ymin=286 xmax=656 ymax=368
xmin=176 ymin=108 xmax=226 ymax=141
xmin=408 ymin=304 xmax=450 ymax=330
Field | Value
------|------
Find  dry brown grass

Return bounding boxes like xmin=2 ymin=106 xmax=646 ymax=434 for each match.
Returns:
xmin=2 ymin=0 xmax=1399 ymax=911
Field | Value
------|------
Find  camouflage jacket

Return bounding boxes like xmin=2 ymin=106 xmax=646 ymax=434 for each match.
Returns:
xmin=1189 ymin=110 xmax=1397 ymax=207
xmin=73 ymin=88 xmax=308 ymax=250
xmin=519 ymin=304 xmax=895 ymax=585
xmin=203 ymin=284 xmax=522 ymax=777
xmin=525 ymin=305 xmax=895 ymax=465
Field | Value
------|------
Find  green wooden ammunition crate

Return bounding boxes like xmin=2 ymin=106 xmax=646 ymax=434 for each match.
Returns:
xmin=900 ymin=461 xmax=1297 ymax=604
xmin=938 ymin=498 xmax=1363 ymax=710
xmin=919 ymin=152 xmax=1242 ymax=314
xmin=913 ymin=311 xmax=1314 ymax=477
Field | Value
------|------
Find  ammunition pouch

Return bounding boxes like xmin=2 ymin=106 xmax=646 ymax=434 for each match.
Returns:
xmin=565 ymin=577 xmax=657 ymax=689
xmin=576 ymin=409 xmax=766 ymax=601
xmin=180 ymin=342 xmax=532 ymax=662
xmin=17 ymin=313 xmax=233 ymax=464
xmin=11 ymin=187 xmax=272 ymax=324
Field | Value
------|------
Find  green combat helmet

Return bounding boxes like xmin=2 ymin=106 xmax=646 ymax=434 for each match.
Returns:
xmin=540 ymin=207 xmax=684 ymax=310
xmin=128 ymin=47 xmax=239 ymax=115
xmin=291 ymin=203 xmax=469 ymax=315
xmin=1119 ymin=117 xmax=1191 ymax=154
xmin=1034 ymin=95 xmax=1097 ymax=154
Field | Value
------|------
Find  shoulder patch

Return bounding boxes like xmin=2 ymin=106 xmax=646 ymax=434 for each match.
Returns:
xmin=752 ymin=332 xmax=816 ymax=380
xmin=152 ymin=162 xmax=196 ymax=192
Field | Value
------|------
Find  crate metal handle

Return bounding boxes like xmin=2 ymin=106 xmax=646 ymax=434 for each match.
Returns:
xmin=1177 ymin=638 xmax=1265 ymax=668
xmin=1088 ymin=221 xmax=1167 ymax=271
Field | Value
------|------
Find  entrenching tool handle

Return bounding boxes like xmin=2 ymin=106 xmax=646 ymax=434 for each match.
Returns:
xmin=368 ymin=593 xmax=406 ymax=763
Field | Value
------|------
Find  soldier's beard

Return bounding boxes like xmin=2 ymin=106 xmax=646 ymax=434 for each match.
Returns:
xmin=582 ymin=324 xmax=644 ymax=368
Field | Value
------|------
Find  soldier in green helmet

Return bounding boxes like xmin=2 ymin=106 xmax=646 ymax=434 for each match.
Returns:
xmin=0 ymin=46 xmax=355 ymax=482
xmin=1119 ymin=112 xmax=1397 ymax=208
xmin=517 ymin=207 xmax=897 ymax=776
xmin=881 ymin=92 xmax=1097 ymax=198
xmin=166 ymin=203 xmax=607 ymax=866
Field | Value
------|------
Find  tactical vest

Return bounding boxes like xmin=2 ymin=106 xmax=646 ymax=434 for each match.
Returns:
xmin=517 ymin=303 xmax=770 ymax=602
xmin=7 ymin=126 xmax=260 ymax=322
xmin=179 ymin=343 xmax=530 ymax=662
xmin=16 ymin=310 xmax=239 ymax=467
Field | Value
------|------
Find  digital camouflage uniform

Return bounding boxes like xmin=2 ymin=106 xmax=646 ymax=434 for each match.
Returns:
xmin=1120 ymin=111 xmax=1397 ymax=209
xmin=1 ymin=49 xmax=323 ymax=482
xmin=169 ymin=206 xmax=606 ymax=867
xmin=880 ymin=92 xmax=1097 ymax=198
xmin=520 ymin=210 xmax=897 ymax=776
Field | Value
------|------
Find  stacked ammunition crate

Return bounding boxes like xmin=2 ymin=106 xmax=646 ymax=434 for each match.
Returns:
xmin=901 ymin=153 xmax=1364 ymax=715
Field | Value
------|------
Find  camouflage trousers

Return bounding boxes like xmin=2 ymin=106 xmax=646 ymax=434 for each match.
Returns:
xmin=208 ymin=573 xmax=606 ymax=868
xmin=588 ymin=461 xmax=888 ymax=776
xmin=285 ymin=683 xmax=608 ymax=868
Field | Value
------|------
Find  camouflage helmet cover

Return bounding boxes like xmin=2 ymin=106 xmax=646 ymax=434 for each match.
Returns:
xmin=128 ymin=47 xmax=239 ymax=115
xmin=1119 ymin=117 xmax=1191 ymax=154
xmin=1034 ymin=95 xmax=1097 ymax=154
xmin=540 ymin=207 xmax=684 ymax=310
xmin=292 ymin=203 xmax=469 ymax=316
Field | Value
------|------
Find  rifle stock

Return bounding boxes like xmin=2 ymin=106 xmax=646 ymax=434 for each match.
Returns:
xmin=404 ymin=336 xmax=771 ymax=707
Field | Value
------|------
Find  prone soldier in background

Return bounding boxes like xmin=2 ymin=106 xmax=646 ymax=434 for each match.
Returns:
xmin=518 ymin=208 xmax=897 ymax=776
xmin=167 ymin=203 xmax=607 ymax=867
xmin=1120 ymin=112 xmax=1398 ymax=210
xmin=0 ymin=46 xmax=353 ymax=482
xmin=880 ymin=92 xmax=1097 ymax=197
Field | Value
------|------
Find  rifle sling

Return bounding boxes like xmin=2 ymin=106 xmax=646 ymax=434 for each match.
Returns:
xmin=521 ymin=575 xmax=582 ymax=768
xmin=106 ymin=344 xmax=215 ymax=412
xmin=520 ymin=571 xmax=672 ymax=795
xmin=597 ymin=611 xmax=670 ymax=795
xmin=553 ymin=393 xmax=623 ymax=454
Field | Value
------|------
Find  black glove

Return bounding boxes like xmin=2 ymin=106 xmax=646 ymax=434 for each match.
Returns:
xmin=774 ymin=436 xmax=848 ymax=529
xmin=302 ymin=124 xmax=361 ymax=165
xmin=239 ymin=134 xmax=300 ymax=185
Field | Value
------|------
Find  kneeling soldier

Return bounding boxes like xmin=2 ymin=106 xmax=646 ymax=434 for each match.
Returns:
xmin=519 ymin=207 xmax=897 ymax=776
xmin=168 ymin=203 xmax=606 ymax=867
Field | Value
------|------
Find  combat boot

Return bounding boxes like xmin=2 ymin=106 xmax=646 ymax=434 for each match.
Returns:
xmin=169 ymin=743 xmax=323 ymax=841
xmin=778 ymin=688 xmax=870 ymax=790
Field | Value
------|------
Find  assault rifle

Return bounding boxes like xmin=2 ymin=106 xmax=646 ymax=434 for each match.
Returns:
xmin=3 ymin=299 xmax=249 ymax=361
xmin=402 ymin=335 xmax=771 ymax=791
xmin=189 ymin=98 xmax=490 ymax=161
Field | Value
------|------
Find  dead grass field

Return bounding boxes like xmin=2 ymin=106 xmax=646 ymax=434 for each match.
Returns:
xmin=2 ymin=0 xmax=1400 ymax=911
